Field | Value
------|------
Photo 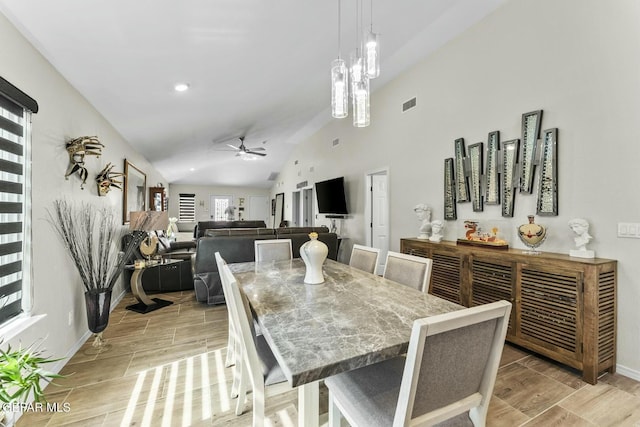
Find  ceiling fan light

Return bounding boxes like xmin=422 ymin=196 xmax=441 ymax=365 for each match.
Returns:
xmin=174 ymin=83 xmax=190 ymax=92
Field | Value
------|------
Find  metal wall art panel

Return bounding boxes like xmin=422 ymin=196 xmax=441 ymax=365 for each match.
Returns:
xmin=519 ymin=110 xmax=543 ymax=194
xmin=501 ymin=139 xmax=520 ymax=217
xmin=454 ymin=138 xmax=470 ymax=203
xmin=444 ymin=158 xmax=457 ymax=220
xmin=468 ymin=142 xmax=484 ymax=212
xmin=485 ymin=131 xmax=500 ymax=205
xmin=536 ymin=128 xmax=558 ymax=216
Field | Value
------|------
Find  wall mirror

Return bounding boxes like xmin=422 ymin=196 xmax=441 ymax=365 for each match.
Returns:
xmin=536 ymin=128 xmax=558 ymax=216
xmin=454 ymin=138 xmax=470 ymax=202
xmin=501 ymin=139 xmax=520 ymax=218
xmin=519 ymin=110 xmax=543 ymax=194
xmin=485 ymin=131 xmax=500 ymax=205
xmin=123 ymin=159 xmax=146 ymax=224
xmin=274 ymin=192 xmax=284 ymax=227
xmin=468 ymin=142 xmax=484 ymax=212
xmin=443 ymin=158 xmax=457 ymax=220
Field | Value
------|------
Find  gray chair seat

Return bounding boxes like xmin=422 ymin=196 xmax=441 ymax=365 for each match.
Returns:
xmin=325 ymin=356 xmax=406 ymax=426
xmin=255 ymin=334 xmax=287 ymax=386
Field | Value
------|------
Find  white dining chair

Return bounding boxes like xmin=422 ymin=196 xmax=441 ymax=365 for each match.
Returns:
xmin=349 ymin=244 xmax=381 ymax=274
xmin=383 ymin=251 xmax=432 ymax=293
xmin=214 ymin=253 xmax=242 ymax=399
xmin=325 ymin=300 xmax=512 ymax=427
xmin=254 ymin=239 xmax=293 ymax=262
xmin=218 ymin=258 xmax=296 ymax=426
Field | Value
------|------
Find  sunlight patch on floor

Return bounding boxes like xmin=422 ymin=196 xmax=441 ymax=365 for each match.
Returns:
xmin=118 ymin=349 xmax=231 ymax=426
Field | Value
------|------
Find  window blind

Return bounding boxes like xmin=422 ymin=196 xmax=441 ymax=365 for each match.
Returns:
xmin=0 ymin=76 xmax=37 ymax=326
xmin=178 ymin=193 xmax=195 ymax=222
xmin=0 ymin=93 xmax=26 ymax=324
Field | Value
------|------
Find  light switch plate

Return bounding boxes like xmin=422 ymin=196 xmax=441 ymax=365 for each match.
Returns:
xmin=618 ymin=222 xmax=640 ymax=238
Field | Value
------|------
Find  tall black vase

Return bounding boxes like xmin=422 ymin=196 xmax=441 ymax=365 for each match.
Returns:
xmin=84 ymin=289 xmax=112 ymax=333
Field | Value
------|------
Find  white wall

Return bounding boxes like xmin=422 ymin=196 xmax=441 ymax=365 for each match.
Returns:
xmin=273 ymin=0 xmax=640 ymax=377
xmin=0 ymin=12 xmax=167 ymax=361
xmin=168 ymin=184 xmax=270 ymax=232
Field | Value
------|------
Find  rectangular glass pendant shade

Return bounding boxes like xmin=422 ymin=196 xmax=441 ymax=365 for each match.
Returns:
xmin=365 ymin=31 xmax=380 ymax=78
xmin=331 ymin=58 xmax=348 ymax=118
xmin=352 ymin=78 xmax=370 ymax=127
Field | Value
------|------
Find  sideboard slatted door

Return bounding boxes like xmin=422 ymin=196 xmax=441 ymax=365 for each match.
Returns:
xmin=471 ymin=257 xmax=515 ymax=335
xmin=518 ymin=264 xmax=582 ymax=365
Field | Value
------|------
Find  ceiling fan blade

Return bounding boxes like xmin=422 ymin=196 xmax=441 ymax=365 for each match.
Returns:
xmin=246 ymin=151 xmax=267 ymax=156
xmin=226 ymin=143 xmax=240 ymax=150
xmin=246 ymin=147 xmax=266 ymax=151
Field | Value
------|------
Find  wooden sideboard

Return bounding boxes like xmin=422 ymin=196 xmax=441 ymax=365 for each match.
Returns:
xmin=400 ymin=238 xmax=617 ymax=384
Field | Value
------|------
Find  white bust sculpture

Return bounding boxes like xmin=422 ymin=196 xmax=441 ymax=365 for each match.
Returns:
xmin=429 ymin=220 xmax=445 ymax=242
xmin=568 ymin=218 xmax=594 ymax=258
xmin=414 ymin=204 xmax=431 ymax=239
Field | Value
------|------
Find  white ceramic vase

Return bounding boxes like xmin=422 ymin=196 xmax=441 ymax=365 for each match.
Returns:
xmin=300 ymin=233 xmax=328 ymax=284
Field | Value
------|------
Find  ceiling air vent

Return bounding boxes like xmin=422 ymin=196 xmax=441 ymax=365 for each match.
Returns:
xmin=296 ymin=181 xmax=308 ymax=189
xmin=267 ymin=172 xmax=279 ymax=181
xmin=332 ymin=138 xmax=340 ymax=147
xmin=402 ymin=97 xmax=417 ymax=112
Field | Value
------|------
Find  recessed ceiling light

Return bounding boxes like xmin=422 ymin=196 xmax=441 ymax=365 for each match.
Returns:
xmin=174 ymin=83 xmax=190 ymax=92
xmin=189 ymin=167 xmax=195 ymax=172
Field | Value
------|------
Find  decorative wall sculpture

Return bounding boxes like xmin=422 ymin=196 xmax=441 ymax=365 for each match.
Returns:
xmin=65 ymin=136 xmax=104 ymax=189
xmin=443 ymin=158 xmax=457 ymax=220
xmin=501 ymin=139 xmax=519 ymax=217
xmin=485 ymin=131 xmax=500 ymax=205
xmin=519 ymin=110 xmax=543 ymax=194
xmin=536 ymin=128 xmax=558 ymax=215
xmin=468 ymin=142 xmax=484 ymax=212
xmin=454 ymin=138 xmax=469 ymax=202
xmin=95 ymin=162 xmax=124 ymax=196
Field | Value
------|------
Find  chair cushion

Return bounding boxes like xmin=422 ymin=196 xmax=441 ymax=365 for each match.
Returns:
xmin=255 ymin=334 xmax=287 ymax=386
xmin=325 ymin=356 xmax=406 ymax=426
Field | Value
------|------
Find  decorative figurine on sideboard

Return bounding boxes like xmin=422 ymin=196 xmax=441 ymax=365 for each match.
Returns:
xmin=414 ymin=203 xmax=432 ymax=239
xmin=517 ymin=215 xmax=547 ymax=254
xmin=568 ymin=218 xmax=595 ymax=258
xmin=429 ymin=220 xmax=445 ymax=242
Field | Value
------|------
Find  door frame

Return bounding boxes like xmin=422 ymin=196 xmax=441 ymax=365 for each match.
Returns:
xmin=364 ymin=167 xmax=390 ymax=248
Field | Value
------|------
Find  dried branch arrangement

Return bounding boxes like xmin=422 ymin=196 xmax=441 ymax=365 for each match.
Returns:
xmin=46 ymin=199 xmax=147 ymax=292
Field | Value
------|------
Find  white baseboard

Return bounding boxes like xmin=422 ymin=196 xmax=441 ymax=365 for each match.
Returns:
xmin=615 ymin=364 xmax=640 ymax=382
xmin=51 ymin=288 xmax=127 ymax=374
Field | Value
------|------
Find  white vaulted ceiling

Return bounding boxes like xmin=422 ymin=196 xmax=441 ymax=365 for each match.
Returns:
xmin=0 ymin=0 xmax=506 ymax=187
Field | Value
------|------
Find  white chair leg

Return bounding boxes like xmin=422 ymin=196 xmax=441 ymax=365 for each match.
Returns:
xmin=225 ymin=316 xmax=236 ymax=367
xmin=252 ymin=387 xmax=266 ymax=427
xmin=469 ymin=404 xmax=488 ymax=427
xmin=235 ymin=361 xmax=248 ymax=416
xmin=230 ymin=331 xmax=241 ymax=398
xmin=328 ymin=390 xmax=342 ymax=427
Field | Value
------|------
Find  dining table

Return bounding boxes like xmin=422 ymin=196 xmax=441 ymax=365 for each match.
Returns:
xmin=229 ymin=258 xmax=464 ymax=427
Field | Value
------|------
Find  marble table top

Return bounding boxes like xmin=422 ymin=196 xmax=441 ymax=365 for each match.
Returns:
xmin=230 ymin=258 xmax=463 ymax=387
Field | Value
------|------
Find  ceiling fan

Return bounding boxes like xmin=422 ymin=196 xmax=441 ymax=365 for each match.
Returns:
xmin=213 ymin=136 xmax=267 ymax=158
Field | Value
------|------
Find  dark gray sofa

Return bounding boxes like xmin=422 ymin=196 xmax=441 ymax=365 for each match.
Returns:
xmin=193 ymin=226 xmax=338 ymax=304
xmin=193 ymin=220 xmax=268 ymax=238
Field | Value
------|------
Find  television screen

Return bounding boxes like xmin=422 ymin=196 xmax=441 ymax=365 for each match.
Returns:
xmin=315 ymin=177 xmax=348 ymax=215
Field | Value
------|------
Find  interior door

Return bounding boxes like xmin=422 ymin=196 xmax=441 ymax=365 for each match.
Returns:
xmin=302 ymin=188 xmax=313 ymax=227
xmin=371 ymin=173 xmax=389 ymax=275
xmin=292 ymin=191 xmax=301 ymax=227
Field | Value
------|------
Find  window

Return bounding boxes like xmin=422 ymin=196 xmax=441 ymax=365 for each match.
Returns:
xmin=0 ymin=76 xmax=38 ymax=326
xmin=178 ymin=193 xmax=195 ymax=222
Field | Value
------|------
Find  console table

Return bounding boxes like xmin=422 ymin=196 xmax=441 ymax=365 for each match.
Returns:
xmin=125 ymin=260 xmax=182 ymax=313
xmin=400 ymin=238 xmax=617 ymax=384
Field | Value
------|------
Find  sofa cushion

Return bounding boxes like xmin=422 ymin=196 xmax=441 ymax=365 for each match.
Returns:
xmin=204 ymin=228 xmax=275 ymax=237
xmin=276 ymin=226 xmax=329 ymax=235
xmin=194 ymin=220 xmax=268 ymax=238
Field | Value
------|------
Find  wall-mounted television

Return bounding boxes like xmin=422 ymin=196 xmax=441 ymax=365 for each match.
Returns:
xmin=315 ymin=177 xmax=348 ymax=215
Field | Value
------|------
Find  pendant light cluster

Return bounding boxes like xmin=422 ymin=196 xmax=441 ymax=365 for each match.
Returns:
xmin=331 ymin=0 xmax=380 ymax=127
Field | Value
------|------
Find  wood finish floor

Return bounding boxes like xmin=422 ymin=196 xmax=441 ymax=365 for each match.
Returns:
xmin=17 ymin=291 xmax=640 ymax=427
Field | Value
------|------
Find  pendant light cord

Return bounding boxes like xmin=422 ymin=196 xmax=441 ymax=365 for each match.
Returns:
xmin=337 ymin=0 xmax=342 ymax=58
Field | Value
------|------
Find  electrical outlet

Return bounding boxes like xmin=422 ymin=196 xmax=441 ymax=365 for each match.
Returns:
xmin=68 ymin=310 xmax=73 ymax=326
